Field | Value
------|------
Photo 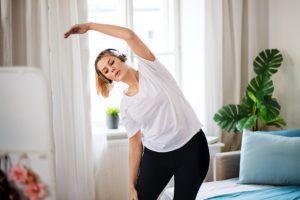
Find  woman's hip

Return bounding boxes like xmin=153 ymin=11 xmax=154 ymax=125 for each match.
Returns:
xmin=178 ymin=129 xmax=210 ymax=158
xmin=174 ymin=128 xmax=209 ymax=154
xmin=142 ymin=128 xmax=210 ymax=160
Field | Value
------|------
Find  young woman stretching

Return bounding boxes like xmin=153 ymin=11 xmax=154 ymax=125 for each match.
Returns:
xmin=64 ymin=22 xmax=210 ymax=200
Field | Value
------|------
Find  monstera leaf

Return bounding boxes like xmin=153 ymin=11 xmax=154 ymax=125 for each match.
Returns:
xmin=213 ymin=104 xmax=248 ymax=132
xmin=241 ymin=95 xmax=254 ymax=112
xmin=236 ymin=115 xmax=258 ymax=132
xmin=265 ymin=116 xmax=287 ymax=128
xmin=246 ymin=75 xmax=274 ymax=101
xmin=258 ymin=97 xmax=281 ymax=123
xmin=253 ymin=49 xmax=283 ymax=77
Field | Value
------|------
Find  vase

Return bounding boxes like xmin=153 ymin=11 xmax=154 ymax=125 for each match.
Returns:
xmin=221 ymin=131 xmax=243 ymax=152
xmin=106 ymin=115 xmax=119 ymax=129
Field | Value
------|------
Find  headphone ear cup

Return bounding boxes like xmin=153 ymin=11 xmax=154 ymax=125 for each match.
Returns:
xmin=119 ymin=54 xmax=127 ymax=62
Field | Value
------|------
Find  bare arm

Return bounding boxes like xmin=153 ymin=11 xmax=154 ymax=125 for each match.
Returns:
xmin=64 ymin=22 xmax=155 ymax=61
xmin=129 ymin=130 xmax=143 ymax=189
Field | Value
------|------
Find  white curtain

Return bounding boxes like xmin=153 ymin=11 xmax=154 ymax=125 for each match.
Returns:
xmin=204 ymin=0 xmax=269 ymax=150
xmin=0 ymin=0 xmax=95 ymax=199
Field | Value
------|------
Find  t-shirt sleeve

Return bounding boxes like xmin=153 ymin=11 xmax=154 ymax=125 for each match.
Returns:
xmin=120 ymin=106 xmax=141 ymax=138
xmin=135 ymin=54 xmax=176 ymax=83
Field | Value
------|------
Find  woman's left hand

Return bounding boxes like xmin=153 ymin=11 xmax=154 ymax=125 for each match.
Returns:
xmin=64 ymin=23 xmax=90 ymax=38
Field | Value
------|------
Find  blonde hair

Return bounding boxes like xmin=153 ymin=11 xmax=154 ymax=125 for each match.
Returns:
xmin=95 ymin=73 xmax=114 ymax=98
xmin=94 ymin=48 xmax=127 ymax=98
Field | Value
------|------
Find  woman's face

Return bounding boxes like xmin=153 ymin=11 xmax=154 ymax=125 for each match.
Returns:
xmin=96 ymin=55 xmax=126 ymax=82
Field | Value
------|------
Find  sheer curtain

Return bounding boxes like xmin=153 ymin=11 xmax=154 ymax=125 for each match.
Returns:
xmin=204 ymin=0 xmax=269 ymax=151
xmin=0 ymin=0 xmax=95 ymax=199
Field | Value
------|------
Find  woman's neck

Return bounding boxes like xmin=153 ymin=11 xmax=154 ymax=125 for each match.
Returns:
xmin=122 ymin=67 xmax=139 ymax=89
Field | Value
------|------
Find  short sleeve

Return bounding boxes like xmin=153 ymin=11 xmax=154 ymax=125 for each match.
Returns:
xmin=120 ymin=105 xmax=141 ymax=138
xmin=135 ymin=54 xmax=179 ymax=86
xmin=134 ymin=54 xmax=169 ymax=74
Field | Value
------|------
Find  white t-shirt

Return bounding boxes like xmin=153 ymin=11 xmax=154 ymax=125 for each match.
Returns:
xmin=120 ymin=55 xmax=204 ymax=152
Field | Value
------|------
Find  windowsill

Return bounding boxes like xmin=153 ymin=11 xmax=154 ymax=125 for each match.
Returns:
xmin=92 ymin=122 xmax=128 ymax=140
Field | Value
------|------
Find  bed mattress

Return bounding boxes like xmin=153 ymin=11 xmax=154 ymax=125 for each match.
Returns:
xmin=160 ymin=178 xmax=276 ymax=200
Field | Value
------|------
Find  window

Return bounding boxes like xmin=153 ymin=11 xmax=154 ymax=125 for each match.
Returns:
xmin=88 ymin=0 xmax=180 ymax=129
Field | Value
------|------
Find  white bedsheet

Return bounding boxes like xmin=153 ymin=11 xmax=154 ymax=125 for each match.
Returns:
xmin=160 ymin=178 xmax=276 ymax=200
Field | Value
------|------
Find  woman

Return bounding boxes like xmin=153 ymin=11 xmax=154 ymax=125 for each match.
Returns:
xmin=64 ymin=22 xmax=210 ymax=200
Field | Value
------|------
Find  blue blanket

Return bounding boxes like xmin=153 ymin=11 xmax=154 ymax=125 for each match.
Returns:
xmin=205 ymin=186 xmax=300 ymax=200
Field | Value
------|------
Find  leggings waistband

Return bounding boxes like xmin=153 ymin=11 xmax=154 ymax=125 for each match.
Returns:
xmin=143 ymin=128 xmax=205 ymax=155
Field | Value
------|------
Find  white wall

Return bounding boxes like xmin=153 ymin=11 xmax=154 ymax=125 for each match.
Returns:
xmin=180 ymin=0 xmax=300 ymax=130
xmin=180 ymin=0 xmax=206 ymax=129
xmin=269 ymin=0 xmax=300 ymax=128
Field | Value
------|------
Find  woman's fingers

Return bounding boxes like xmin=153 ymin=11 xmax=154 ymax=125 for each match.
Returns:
xmin=64 ymin=31 xmax=70 ymax=38
xmin=64 ymin=28 xmax=73 ymax=38
xmin=129 ymin=188 xmax=138 ymax=200
xmin=64 ymin=24 xmax=89 ymax=38
xmin=64 ymin=25 xmax=79 ymax=38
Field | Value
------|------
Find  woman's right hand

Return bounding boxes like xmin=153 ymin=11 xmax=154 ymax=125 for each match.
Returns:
xmin=129 ymin=187 xmax=138 ymax=200
xmin=64 ymin=23 xmax=91 ymax=38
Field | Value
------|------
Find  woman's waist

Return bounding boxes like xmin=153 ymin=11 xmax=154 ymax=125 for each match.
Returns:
xmin=143 ymin=127 xmax=205 ymax=155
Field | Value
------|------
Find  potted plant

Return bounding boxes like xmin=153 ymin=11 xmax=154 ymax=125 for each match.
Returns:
xmin=106 ymin=106 xmax=120 ymax=129
xmin=213 ymin=49 xmax=287 ymax=133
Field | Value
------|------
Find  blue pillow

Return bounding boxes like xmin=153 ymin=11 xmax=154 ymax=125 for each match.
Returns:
xmin=255 ymin=128 xmax=300 ymax=137
xmin=238 ymin=129 xmax=300 ymax=186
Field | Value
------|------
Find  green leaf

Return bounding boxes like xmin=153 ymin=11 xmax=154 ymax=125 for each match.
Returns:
xmin=246 ymin=75 xmax=274 ymax=101
xmin=258 ymin=104 xmax=267 ymax=119
xmin=241 ymin=95 xmax=254 ymax=112
xmin=213 ymin=104 xmax=249 ymax=133
xmin=106 ymin=106 xmax=120 ymax=116
xmin=253 ymin=49 xmax=283 ymax=77
xmin=265 ymin=116 xmax=287 ymax=128
xmin=261 ymin=97 xmax=281 ymax=122
xmin=236 ymin=117 xmax=248 ymax=131
xmin=236 ymin=115 xmax=257 ymax=131
xmin=247 ymin=91 xmax=258 ymax=103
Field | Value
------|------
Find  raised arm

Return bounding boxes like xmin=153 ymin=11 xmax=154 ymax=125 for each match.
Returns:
xmin=64 ymin=22 xmax=155 ymax=62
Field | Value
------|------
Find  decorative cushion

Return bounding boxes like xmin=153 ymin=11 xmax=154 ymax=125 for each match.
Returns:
xmin=255 ymin=128 xmax=300 ymax=137
xmin=238 ymin=129 xmax=300 ymax=186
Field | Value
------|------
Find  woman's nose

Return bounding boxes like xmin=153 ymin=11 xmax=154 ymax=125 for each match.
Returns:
xmin=110 ymin=67 xmax=116 ymax=74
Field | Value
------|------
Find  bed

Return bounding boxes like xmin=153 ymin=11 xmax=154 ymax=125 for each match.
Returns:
xmin=161 ymin=178 xmax=278 ymax=199
xmin=160 ymin=150 xmax=300 ymax=200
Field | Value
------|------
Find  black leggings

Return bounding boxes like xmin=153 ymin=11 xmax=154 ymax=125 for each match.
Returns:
xmin=135 ymin=129 xmax=210 ymax=200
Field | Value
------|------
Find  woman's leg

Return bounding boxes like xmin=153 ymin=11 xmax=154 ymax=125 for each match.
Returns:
xmin=135 ymin=148 xmax=175 ymax=200
xmin=173 ymin=129 xmax=210 ymax=200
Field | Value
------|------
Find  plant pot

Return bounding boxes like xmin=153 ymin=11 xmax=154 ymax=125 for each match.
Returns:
xmin=221 ymin=131 xmax=243 ymax=152
xmin=106 ymin=115 xmax=119 ymax=129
